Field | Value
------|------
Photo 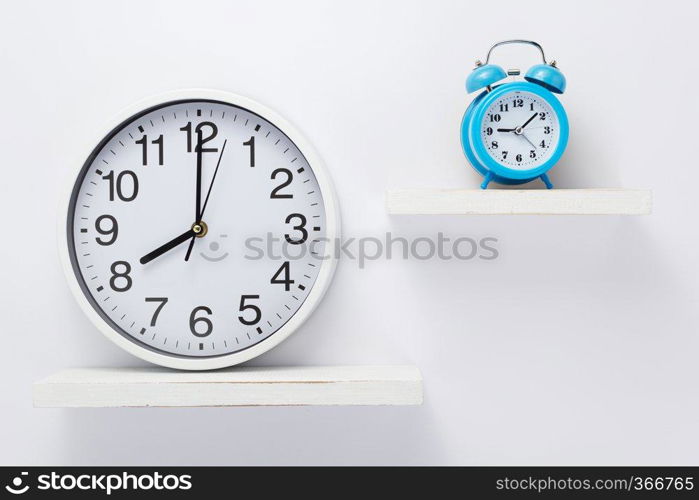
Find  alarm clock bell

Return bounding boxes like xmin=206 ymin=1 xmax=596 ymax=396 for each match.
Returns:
xmin=466 ymin=40 xmax=567 ymax=95
xmin=524 ymin=63 xmax=566 ymax=94
xmin=466 ymin=63 xmax=507 ymax=93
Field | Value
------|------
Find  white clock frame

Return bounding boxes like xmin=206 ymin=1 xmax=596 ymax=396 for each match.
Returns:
xmin=58 ymin=89 xmax=340 ymax=370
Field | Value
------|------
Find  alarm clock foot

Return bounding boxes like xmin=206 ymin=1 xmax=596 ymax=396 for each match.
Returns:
xmin=540 ymin=174 xmax=553 ymax=189
xmin=480 ymin=172 xmax=494 ymax=189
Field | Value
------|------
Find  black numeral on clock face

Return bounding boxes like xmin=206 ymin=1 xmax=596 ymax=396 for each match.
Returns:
xmin=95 ymin=215 xmax=118 ymax=246
xmin=243 ymin=136 xmax=255 ymax=167
xmin=135 ymin=134 xmax=163 ymax=166
xmin=180 ymin=122 xmax=218 ymax=152
xmin=271 ymin=262 xmax=294 ymax=291
xmin=103 ymin=171 xmax=138 ymax=202
xmin=285 ymin=214 xmax=308 ymax=244
xmin=145 ymin=297 xmax=168 ymax=326
xmin=270 ymin=168 xmax=293 ymax=199
xmin=238 ymin=295 xmax=261 ymax=325
xmin=189 ymin=306 xmax=213 ymax=337
xmin=109 ymin=261 xmax=132 ymax=292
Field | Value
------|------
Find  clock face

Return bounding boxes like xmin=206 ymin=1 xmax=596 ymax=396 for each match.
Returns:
xmin=65 ymin=93 xmax=338 ymax=368
xmin=480 ymin=90 xmax=560 ymax=171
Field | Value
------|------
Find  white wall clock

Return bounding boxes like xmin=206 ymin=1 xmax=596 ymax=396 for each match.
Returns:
xmin=59 ymin=89 xmax=340 ymax=370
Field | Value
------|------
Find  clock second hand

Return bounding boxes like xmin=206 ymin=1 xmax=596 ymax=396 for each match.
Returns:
xmin=199 ymin=139 xmax=228 ymax=217
xmin=520 ymin=132 xmax=537 ymax=150
xmin=184 ymin=139 xmax=228 ymax=262
xmin=518 ymin=112 xmax=539 ymax=150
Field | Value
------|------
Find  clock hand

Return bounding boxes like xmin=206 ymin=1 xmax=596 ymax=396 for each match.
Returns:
xmin=183 ymin=230 xmax=196 ymax=262
xmin=497 ymin=128 xmax=516 ymax=132
xmin=200 ymin=139 xmax=227 ymax=217
xmin=140 ymin=228 xmax=196 ymax=265
xmin=521 ymin=112 xmax=538 ymax=129
xmin=184 ymin=139 xmax=228 ymax=262
xmin=520 ymin=132 xmax=537 ymax=150
xmin=183 ymin=131 xmax=205 ymax=262
xmin=195 ymin=129 xmax=204 ymax=221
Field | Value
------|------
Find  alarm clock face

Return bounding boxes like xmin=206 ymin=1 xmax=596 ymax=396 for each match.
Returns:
xmin=480 ymin=90 xmax=561 ymax=171
xmin=62 ymin=90 xmax=339 ymax=370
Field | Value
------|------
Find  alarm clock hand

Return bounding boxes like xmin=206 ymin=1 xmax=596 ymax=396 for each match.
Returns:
xmin=184 ymin=139 xmax=228 ymax=262
xmin=520 ymin=112 xmax=538 ymax=130
xmin=497 ymin=128 xmax=516 ymax=132
xmin=520 ymin=132 xmax=537 ymax=150
xmin=140 ymin=228 xmax=196 ymax=265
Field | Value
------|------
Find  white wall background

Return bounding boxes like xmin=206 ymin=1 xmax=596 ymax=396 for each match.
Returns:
xmin=1 ymin=0 xmax=698 ymax=465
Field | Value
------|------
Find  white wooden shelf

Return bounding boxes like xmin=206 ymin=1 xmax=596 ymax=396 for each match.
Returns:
xmin=386 ymin=189 xmax=652 ymax=215
xmin=32 ymin=365 xmax=423 ymax=408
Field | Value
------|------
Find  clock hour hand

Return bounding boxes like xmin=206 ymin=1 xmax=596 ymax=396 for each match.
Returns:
xmin=140 ymin=228 xmax=196 ymax=265
xmin=497 ymin=128 xmax=516 ymax=132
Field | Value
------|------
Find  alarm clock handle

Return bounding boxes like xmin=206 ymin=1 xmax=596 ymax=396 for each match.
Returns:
xmin=540 ymin=174 xmax=553 ymax=189
xmin=485 ymin=40 xmax=547 ymax=65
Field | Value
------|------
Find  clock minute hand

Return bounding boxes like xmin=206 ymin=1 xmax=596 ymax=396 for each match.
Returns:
xmin=184 ymin=139 xmax=228 ymax=262
xmin=183 ymin=132 xmax=205 ymax=263
xmin=521 ymin=112 xmax=539 ymax=130
xmin=195 ymin=129 xmax=204 ymax=221
xmin=140 ymin=228 xmax=196 ymax=265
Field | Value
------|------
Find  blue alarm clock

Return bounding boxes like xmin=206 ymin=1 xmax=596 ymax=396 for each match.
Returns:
xmin=461 ymin=40 xmax=569 ymax=189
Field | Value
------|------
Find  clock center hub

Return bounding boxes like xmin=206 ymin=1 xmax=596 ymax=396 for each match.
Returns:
xmin=192 ymin=221 xmax=208 ymax=238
